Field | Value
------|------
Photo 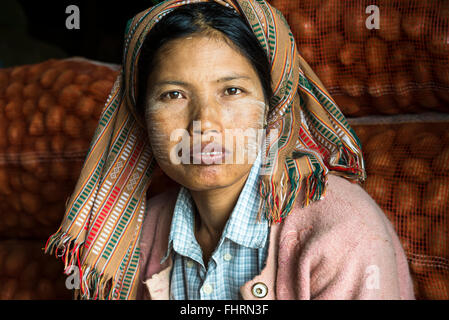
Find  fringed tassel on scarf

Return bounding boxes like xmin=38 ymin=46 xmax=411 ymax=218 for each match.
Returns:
xmin=44 ymin=231 xmax=116 ymax=300
xmin=259 ymin=154 xmax=329 ymax=226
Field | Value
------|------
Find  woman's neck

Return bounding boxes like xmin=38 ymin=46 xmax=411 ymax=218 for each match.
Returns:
xmin=190 ymin=171 xmax=250 ymax=248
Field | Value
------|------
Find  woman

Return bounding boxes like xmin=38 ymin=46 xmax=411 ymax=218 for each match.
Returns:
xmin=45 ymin=0 xmax=415 ymax=300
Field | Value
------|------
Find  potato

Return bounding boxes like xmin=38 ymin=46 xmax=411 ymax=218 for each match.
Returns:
xmin=338 ymin=42 xmax=362 ymax=66
xmin=364 ymin=128 xmax=396 ymax=154
xmin=36 ymin=279 xmax=54 ymax=300
xmin=29 ymin=111 xmax=45 ymax=136
xmin=289 ymin=11 xmax=318 ymax=42
xmin=65 ymin=138 xmax=90 ymax=154
xmin=4 ymin=250 xmax=28 ymax=277
xmin=40 ymin=181 xmax=68 ymax=203
xmin=420 ymin=272 xmax=449 ymax=300
xmin=0 ymin=168 xmax=13 ymax=196
xmin=338 ymin=72 xmax=365 ymax=97
xmin=423 ymin=178 xmax=449 ymax=215
xmin=59 ymin=84 xmax=82 ymax=109
xmin=9 ymin=171 xmax=22 ymax=190
xmin=402 ymin=12 xmax=429 ymax=40
xmin=429 ymin=224 xmax=448 ymax=258
xmin=22 ymin=99 xmax=37 ymax=121
xmin=63 ymin=114 xmax=83 ymax=138
xmin=297 ymin=42 xmax=319 ymax=65
xmin=412 ymin=54 xmax=434 ymax=85
xmin=5 ymin=99 xmax=23 ymax=121
xmin=45 ymin=105 xmax=65 ymax=133
xmin=40 ymin=68 xmax=61 ymax=88
xmin=34 ymin=136 xmax=51 ymax=154
xmin=390 ymin=42 xmax=416 ymax=70
xmin=366 ymin=152 xmax=396 ymax=174
xmin=20 ymin=170 xmax=41 ymax=193
xmin=52 ymin=69 xmax=76 ymax=92
xmin=432 ymin=145 xmax=449 ymax=173
xmin=367 ymin=73 xmax=391 ymax=97
xmin=409 ymin=132 xmax=441 ymax=160
xmin=393 ymin=72 xmax=415 ymax=111
xmin=28 ymin=59 xmax=54 ymax=83
xmin=365 ymin=37 xmax=388 ymax=73
xmin=404 ymin=213 xmax=429 ymax=243
xmin=344 ymin=4 xmax=370 ymax=41
xmin=76 ymin=96 xmax=97 ymax=119
xmin=88 ymin=79 xmax=114 ymax=102
xmin=320 ymin=31 xmax=344 ymax=62
xmin=50 ymin=135 xmax=66 ymax=153
xmin=436 ymin=88 xmax=449 ymax=104
xmin=378 ymin=6 xmax=401 ymax=42
xmin=332 ymin=95 xmax=361 ymax=116
xmin=417 ymin=88 xmax=442 ymax=111
xmin=316 ymin=0 xmax=342 ymax=33
xmin=73 ymin=73 xmax=92 ymax=89
xmin=428 ymin=29 xmax=449 ymax=57
xmin=37 ymin=92 xmax=56 ymax=113
xmin=393 ymin=182 xmax=421 ymax=215
xmin=433 ymin=61 xmax=449 ymax=87
xmin=10 ymin=65 xmax=27 ymax=82
xmin=50 ymin=159 xmax=70 ymax=181
xmin=8 ymin=120 xmax=27 ymax=146
xmin=401 ymin=158 xmax=432 ymax=184
xmin=23 ymin=82 xmax=42 ymax=99
xmin=395 ymin=123 xmax=428 ymax=145
xmin=20 ymin=191 xmax=42 ymax=215
xmin=314 ymin=63 xmax=339 ymax=90
xmin=0 ymin=279 xmax=18 ymax=300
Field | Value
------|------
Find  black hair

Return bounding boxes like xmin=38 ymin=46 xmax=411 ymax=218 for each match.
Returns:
xmin=136 ymin=2 xmax=273 ymax=118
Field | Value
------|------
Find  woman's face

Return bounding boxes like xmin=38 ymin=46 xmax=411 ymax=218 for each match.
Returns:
xmin=143 ymin=35 xmax=267 ymax=191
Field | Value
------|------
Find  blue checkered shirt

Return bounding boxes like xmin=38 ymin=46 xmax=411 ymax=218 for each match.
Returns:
xmin=160 ymin=152 xmax=270 ymax=300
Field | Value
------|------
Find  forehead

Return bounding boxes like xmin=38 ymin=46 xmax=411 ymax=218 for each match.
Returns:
xmin=152 ymin=35 xmax=256 ymax=76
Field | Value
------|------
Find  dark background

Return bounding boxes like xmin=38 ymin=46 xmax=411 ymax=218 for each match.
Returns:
xmin=1 ymin=0 xmax=164 ymax=68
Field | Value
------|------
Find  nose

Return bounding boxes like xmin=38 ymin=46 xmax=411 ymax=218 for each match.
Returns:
xmin=187 ymin=94 xmax=223 ymax=138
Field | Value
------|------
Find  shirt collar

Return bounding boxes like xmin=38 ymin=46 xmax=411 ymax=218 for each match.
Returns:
xmin=161 ymin=151 xmax=268 ymax=264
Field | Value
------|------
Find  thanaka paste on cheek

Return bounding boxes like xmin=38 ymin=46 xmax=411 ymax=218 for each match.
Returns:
xmin=144 ymin=94 xmax=267 ymax=166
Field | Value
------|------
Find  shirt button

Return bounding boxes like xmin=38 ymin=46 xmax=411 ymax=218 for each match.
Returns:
xmin=223 ymin=253 xmax=232 ymax=261
xmin=251 ymin=282 xmax=268 ymax=298
xmin=186 ymin=260 xmax=194 ymax=268
xmin=202 ymin=283 xmax=213 ymax=294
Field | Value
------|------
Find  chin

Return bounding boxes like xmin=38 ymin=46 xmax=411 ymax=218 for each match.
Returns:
xmin=175 ymin=164 xmax=249 ymax=192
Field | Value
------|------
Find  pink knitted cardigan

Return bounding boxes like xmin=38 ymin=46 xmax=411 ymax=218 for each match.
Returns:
xmin=136 ymin=174 xmax=416 ymax=300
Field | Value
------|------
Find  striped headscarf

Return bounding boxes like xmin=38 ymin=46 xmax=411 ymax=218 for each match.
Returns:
xmin=45 ymin=0 xmax=366 ymax=300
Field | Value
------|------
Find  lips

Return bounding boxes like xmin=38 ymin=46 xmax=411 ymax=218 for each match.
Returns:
xmin=190 ymin=141 xmax=231 ymax=165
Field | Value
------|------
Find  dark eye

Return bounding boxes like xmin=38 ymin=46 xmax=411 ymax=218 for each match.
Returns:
xmin=161 ymin=91 xmax=183 ymax=100
xmin=225 ymin=87 xmax=243 ymax=96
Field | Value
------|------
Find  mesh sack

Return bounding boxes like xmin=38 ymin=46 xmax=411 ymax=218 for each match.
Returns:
xmin=0 ymin=58 xmax=120 ymax=239
xmin=0 ymin=58 xmax=177 ymax=239
xmin=349 ymin=113 xmax=449 ymax=300
xmin=0 ymin=240 xmax=72 ymax=299
xmin=269 ymin=0 xmax=449 ymax=116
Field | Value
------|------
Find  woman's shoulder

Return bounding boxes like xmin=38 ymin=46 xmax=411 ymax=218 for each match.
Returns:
xmin=283 ymin=173 xmax=394 ymax=250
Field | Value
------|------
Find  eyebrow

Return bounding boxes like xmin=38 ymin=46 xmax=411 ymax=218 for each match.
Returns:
xmin=153 ymin=74 xmax=252 ymax=87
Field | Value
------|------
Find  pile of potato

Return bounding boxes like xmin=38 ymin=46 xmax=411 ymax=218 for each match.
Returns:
xmin=270 ymin=0 xmax=449 ymax=116
xmin=0 ymin=59 xmax=119 ymax=239
xmin=0 ymin=58 xmax=181 ymax=299
xmin=352 ymin=122 xmax=449 ymax=299
xmin=0 ymin=240 xmax=72 ymax=299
